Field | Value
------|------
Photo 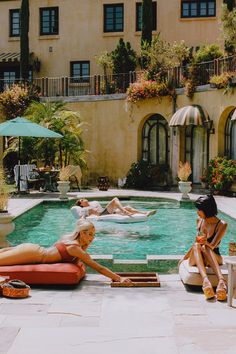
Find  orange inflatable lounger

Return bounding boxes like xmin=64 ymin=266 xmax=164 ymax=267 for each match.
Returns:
xmin=0 ymin=262 xmax=86 ymax=285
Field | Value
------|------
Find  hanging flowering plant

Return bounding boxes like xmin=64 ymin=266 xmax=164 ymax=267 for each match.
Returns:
xmin=126 ymin=78 xmax=172 ymax=103
xmin=207 ymin=157 xmax=236 ymax=193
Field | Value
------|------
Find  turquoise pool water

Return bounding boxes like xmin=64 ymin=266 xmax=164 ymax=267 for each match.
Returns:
xmin=7 ymin=198 xmax=236 ymax=259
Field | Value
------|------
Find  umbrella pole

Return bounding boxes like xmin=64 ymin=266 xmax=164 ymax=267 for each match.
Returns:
xmin=17 ymin=136 xmax=21 ymax=193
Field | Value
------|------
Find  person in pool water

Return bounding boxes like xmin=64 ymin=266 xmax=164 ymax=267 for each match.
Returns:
xmin=179 ymin=194 xmax=227 ymax=301
xmin=75 ymin=197 xmax=157 ymax=218
xmin=0 ymin=219 xmax=133 ymax=286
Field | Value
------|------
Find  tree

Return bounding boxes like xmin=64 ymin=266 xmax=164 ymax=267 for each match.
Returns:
xmin=20 ymin=0 xmax=30 ymax=80
xmin=221 ymin=4 xmax=236 ymax=54
xmin=193 ymin=44 xmax=223 ymax=63
xmin=111 ymin=38 xmax=137 ymax=74
xmin=96 ymin=51 xmax=114 ymax=77
xmin=141 ymin=0 xmax=153 ymax=46
xmin=24 ymin=101 xmax=87 ymax=168
xmin=111 ymin=38 xmax=137 ymax=90
xmin=224 ymin=0 xmax=235 ymax=11
xmin=140 ymin=35 xmax=190 ymax=80
xmin=0 ymin=84 xmax=40 ymax=120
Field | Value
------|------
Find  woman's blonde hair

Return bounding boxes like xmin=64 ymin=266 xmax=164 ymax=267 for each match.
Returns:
xmin=60 ymin=219 xmax=95 ymax=241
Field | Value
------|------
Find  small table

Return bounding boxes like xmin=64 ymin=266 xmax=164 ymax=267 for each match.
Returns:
xmin=225 ymin=257 xmax=236 ymax=307
xmin=38 ymin=170 xmax=59 ymax=192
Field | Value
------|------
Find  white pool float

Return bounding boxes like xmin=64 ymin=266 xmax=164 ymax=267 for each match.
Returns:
xmin=70 ymin=206 xmax=150 ymax=223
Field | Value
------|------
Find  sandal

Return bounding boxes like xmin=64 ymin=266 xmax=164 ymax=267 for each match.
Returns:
xmin=202 ymin=277 xmax=215 ymax=300
xmin=216 ymin=278 xmax=227 ymax=301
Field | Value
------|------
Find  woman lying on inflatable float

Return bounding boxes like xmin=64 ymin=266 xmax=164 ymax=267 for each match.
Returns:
xmin=71 ymin=197 xmax=157 ymax=223
xmin=0 ymin=220 xmax=133 ymax=286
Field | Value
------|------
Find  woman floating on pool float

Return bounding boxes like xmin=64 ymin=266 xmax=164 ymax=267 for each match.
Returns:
xmin=73 ymin=197 xmax=156 ymax=218
xmin=179 ymin=194 xmax=227 ymax=301
xmin=0 ymin=219 xmax=133 ymax=286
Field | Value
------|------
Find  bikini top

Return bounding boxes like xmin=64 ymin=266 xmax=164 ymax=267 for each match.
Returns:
xmin=54 ymin=242 xmax=80 ymax=263
xmin=197 ymin=219 xmax=221 ymax=250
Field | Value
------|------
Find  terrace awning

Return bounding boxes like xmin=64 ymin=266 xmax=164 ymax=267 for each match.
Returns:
xmin=169 ymin=105 xmax=210 ymax=127
xmin=0 ymin=52 xmax=20 ymax=63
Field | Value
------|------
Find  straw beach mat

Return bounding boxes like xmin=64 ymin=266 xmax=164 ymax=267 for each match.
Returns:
xmin=111 ymin=272 xmax=160 ymax=287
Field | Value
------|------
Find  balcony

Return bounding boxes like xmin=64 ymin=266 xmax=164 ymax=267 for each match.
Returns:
xmin=1 ymin=54 xmax=236 ymax=98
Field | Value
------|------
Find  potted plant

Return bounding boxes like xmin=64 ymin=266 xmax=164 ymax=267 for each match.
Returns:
xmin=0 ymin=166 xmax=15 ymax=247
xmin=177 ymin=161 xmax=192 ymax=200
xmin=57 ymin=166 xmax=71 ymax=200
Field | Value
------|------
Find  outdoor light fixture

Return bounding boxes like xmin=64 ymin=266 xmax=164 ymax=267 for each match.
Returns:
xmin=204 ymin=120 xmax=215 ymax=134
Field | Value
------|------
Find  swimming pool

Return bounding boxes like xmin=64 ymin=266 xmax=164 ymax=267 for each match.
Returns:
xmin=7 ymin=198 xmax=236 ymax=260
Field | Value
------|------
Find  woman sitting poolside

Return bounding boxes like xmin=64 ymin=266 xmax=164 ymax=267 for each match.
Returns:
xmin=179 ymin=194 xmax=227 ymax=301
xmin=0 ymin=220 xmax=133 ymax=286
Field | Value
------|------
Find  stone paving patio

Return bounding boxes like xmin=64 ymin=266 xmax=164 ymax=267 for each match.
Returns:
xmin=1 ymin=273 xmax=236 ymax=354
xmin=1 ymin=190 xmax=236 ymax=354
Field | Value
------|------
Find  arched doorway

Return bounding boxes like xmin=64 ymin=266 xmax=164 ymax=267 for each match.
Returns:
xmin=185 ymin=125 xmax=208 ymax=183
xmin=142 ymin=114 xmax=169 ymax=165
xmin=225 ymin=109 xmax=236 ymax=159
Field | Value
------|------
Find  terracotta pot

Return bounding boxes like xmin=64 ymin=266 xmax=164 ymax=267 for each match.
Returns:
xmin=97 ymin=176 xmax=109 ymax=191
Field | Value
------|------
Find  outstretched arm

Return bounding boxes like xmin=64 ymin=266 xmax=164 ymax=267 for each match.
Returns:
xmin=69 ymin=246 xmax=133 ymax=285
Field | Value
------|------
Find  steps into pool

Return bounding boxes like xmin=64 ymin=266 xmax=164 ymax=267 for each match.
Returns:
xmin=88 ymin=255 xmax=181 ymax=274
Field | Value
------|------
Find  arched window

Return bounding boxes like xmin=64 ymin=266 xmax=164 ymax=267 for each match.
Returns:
xmin=225 ymin=110 xmax=236 ymax=160
xmin=142 ymin=114 xmax=169 ymax=165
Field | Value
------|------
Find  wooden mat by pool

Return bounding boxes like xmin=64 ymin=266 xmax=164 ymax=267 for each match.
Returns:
xmin=111 ymin=272 xmax=160 ymax=287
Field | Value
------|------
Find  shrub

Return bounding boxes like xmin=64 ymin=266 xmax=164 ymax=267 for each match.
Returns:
xmin=183 ymin=79 xmax=196 ymax=99
xmin=209 ymin=72 xmax=235 ymax=89
xmin=124 ymin=160 xmax=170 ymax=190
xmin=207 ymin=156 xmax=236 ymax=193
xmin=193 ymin=44 xmax=223 ymax=64
xmin=124 ymin=160 xmax=152 ymax=189
xmin=0 ymin=84 xmax=40 ymax=120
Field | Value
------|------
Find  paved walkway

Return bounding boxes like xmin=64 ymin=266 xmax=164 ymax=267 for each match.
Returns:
xmin=0 ymin=274 xmax=236 ymax=354
xmin=1 ymin=190 xmax=236 ymax=354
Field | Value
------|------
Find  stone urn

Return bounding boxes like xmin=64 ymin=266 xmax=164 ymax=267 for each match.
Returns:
xmin=178 ymin=181 xmax=192 ymax=200
xmin=57 ymin=181 xmax=70 ymax=200
xmin=0 ymin=212 xmax=15 ymax=247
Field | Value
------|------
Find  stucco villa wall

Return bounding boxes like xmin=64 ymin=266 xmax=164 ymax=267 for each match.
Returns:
xmin=64 ymin=87 xmax=236 ymax=185
xmin=0 ymin=0 xmax=222 ymax=78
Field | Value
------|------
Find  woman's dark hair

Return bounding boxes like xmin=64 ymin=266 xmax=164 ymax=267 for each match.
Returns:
xmin=75 ymin=200 xmax=83 ymax=207
xmin=194 ymin=194 xmax=217 ymax=217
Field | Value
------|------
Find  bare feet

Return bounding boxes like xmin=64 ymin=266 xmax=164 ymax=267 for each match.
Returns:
xmin=147 ymin=210 xmax=157 ymax=217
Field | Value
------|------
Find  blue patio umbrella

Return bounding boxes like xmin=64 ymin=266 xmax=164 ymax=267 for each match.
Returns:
xmin=0 ymin=116 xmax=63 ymax=191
